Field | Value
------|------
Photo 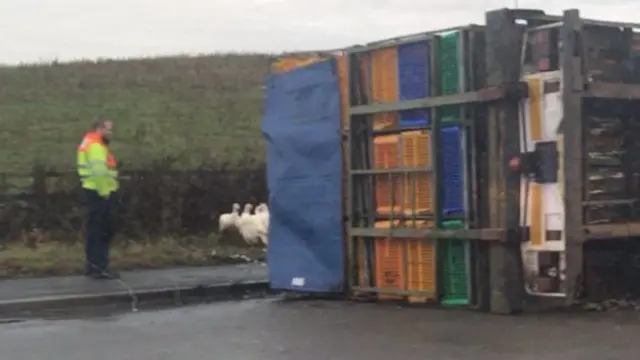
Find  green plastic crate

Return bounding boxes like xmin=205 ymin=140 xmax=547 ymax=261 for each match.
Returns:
xmin=439 ymin=220 xmax=470 ymax=305
xmin=439 ymin=105 xmax=461 ymax=124
xmin=439 ymin=32 xmax=460 ymax=96
xmin=438 ymin=32 xmax=461 ymax=124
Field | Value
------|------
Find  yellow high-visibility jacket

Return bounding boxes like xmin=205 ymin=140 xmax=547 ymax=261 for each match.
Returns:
xmin=77 ymin=132 xmax=119 ymax=197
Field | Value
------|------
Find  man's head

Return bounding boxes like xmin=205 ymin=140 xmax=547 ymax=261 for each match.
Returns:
xmin=92 ymin=119 xmax=113 ymax=142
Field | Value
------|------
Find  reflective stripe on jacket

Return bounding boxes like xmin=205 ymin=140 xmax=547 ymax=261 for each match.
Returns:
xmin=77 ymin=132 xmax=119 ymax=197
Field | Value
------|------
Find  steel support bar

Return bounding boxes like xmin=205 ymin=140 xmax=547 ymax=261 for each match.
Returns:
xmin=349 ymin=85 xmax=523 ymax=116
xmin=348 ymin=227 xmax=504 ymax=240
xmin=561 ymin=9 xmax=585 ymax=305
xmin=584 ymin=82 xmax=640 ymax=100
xmin=484 ymin=8 xmax=525 ymax=315
xmin=527 ymin=22 xmax=563 ymax=31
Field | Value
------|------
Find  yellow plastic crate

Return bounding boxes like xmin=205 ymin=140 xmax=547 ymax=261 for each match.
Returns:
xmin=406 ymin=221 xmax=436 ymax=303
xmin=406 ymin=240 xmax=436 ymax=302
xmin=401 ymin=130 xmax=431 ymax=168
xmin=336 ymin=55 xmax=349 ymax=131
xmin=370 ymin=48 xmax=398 ymax=103
xmin=374 ymin=135 xmax=403 ymax=215
xmin=402 ymin=174 xmax=433 ymax=215
xmin=374 ymin=135 xmax=400 ymax=169
xmin=373 ymin=221 xmax=405 ymax=300
xmin=375 ymin=175 xmax=403 ymax=215
xmin=369 ymin=220 xmax=437 ymax=302
xmin=370 ymin=48 xmax=399 ymax=131
xmin=401 ymin=130 xmax=433 ymax=215
xmin=270 ymin=56 xmax=326 ymax=73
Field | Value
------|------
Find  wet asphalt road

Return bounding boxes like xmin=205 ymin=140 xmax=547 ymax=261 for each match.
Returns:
xmin=1 ymin=299 xmax=640 ymax=360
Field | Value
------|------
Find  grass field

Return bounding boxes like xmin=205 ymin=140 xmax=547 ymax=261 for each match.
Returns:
xmin=0 ymin=53 xmax=271 ymax=172
xmin=0 ymin=235 xmax=265 ymax=278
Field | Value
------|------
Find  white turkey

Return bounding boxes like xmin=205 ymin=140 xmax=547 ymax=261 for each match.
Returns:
xmin=218 ymin=203 xmax=241 ymax=232
xmin=238 ymin=203 xmax=260 ymax=245
xmin=254 ymin=203 xmax=269 ymax=246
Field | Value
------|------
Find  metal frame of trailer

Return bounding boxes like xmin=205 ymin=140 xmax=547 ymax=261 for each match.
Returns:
xmin=345 ymin=7 xmax=640 ymax=314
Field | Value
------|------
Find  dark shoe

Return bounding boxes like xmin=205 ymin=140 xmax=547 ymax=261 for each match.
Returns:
xmin=87 ymin=268 xmax=120 ymax=280
xmin=88 ymin=272 xmax=110 ymax=280
xmin=102 ymin=268 xmax=121 ymax=279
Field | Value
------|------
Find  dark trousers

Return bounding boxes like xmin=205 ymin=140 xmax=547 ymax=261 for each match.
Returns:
xmin=84 ymin=189 xmax=115 ymax=273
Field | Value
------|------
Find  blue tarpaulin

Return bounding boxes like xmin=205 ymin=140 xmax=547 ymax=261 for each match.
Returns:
xmin=262 ymin=59 xmax=344 ymax=293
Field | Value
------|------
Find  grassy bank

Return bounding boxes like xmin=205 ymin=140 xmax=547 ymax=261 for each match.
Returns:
xmin=0 ymin=235 xmax=265 ymax=279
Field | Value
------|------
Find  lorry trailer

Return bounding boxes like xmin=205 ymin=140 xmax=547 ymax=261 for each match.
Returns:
xmin=265 ymin=8 xmax=640 ymax=314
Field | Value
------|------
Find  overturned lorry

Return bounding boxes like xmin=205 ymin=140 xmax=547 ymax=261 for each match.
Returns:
xmin=265 ymin=8 xmax=640 ymax=314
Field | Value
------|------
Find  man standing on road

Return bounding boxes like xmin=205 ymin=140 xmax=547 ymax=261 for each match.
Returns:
xmin=77 ymin=119 xmax=120 ymax=279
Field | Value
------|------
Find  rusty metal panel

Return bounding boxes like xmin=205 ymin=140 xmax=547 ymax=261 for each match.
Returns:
xmin=484 ymin=8 xmax=525 ymax=314
xmin=561 ymin=9 xmax=585 ymax=304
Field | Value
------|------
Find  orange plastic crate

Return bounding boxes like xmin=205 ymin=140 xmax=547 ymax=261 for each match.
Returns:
xmin=406 ymin=240 xmax=437 ymax=303
xmin=372 ymin=221 xmax=437 ymax=302
xmin=402 ymin=174 xmax=433 ymax=215
xmin=373 ymin=113 xmax=398 ymax=130
xmin=336 ymin=55 xmax=349 ymax=131
xmin=374 ymin=135 xmax=400 ymax=169
xmin=401 ymin=130 xmax=431 ymax=168
xmin=270 ymin=56 xmax=326 ymax=73
xmin=375 ymin=175 xmax=403 ymax=215
xmin=406 ymin=220 xmax=436 ymax=303
xmin=370 ymin=48 xmax=398 ymax=130
xmin=400 ymin=130 xmax=433 ymax=215
xmin=370 ymin=48 xmax=398 ymax=103
xmin=373 ymin=221 xmax=405 ymax=300
xmin=406 ymin=240 xmax=436 ymax=302
xmin=374 ymin=135 xmax=402 ymax=214
xmin=352 ymin=220 xmax=403 ymax=297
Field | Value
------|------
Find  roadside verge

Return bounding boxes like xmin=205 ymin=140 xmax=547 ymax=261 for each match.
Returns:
xmin=0 ymin=263 xmax=269 ymax=316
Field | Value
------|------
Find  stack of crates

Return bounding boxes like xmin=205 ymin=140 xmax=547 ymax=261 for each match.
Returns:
xmin=367 ymin=44 xmax=437 ymax=303
xmin=348 ymin=29 xmax=478 ymax=305
xmin=437 ymin=32 xmax=471 ymax=306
